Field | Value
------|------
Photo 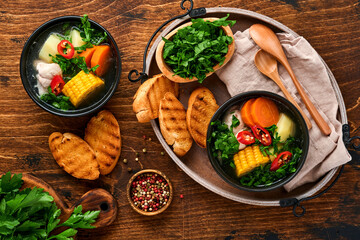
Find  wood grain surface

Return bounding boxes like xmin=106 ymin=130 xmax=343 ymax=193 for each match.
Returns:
xmin=0 ymin=0 xmax=359 ymax=239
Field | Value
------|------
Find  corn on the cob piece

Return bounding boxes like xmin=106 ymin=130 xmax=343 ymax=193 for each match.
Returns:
xmin=62 ymin=70 xmax=104 ymax=107
xmin=233 ymin=145 xmax=270 ymax=177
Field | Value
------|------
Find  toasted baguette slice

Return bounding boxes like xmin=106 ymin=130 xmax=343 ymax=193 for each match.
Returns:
xmin=49 ymin=132 xmax=99 ymax=180
xmin=84 ymin=110 xmax=121 ymax=175
xmin=187 ymin=87 xmax=219 ymax=148
xmin=133 ymin=74 xmax=179 ymax=123
xmin=159 ymin=92 xmax=192 ymax=157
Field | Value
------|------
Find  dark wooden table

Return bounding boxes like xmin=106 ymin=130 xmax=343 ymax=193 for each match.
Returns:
xmin=1 ymin=0 xmax=359 ymax=239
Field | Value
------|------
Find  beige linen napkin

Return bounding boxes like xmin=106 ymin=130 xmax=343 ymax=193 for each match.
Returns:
xmin=216 ymin=29 xmax=351 ymax=191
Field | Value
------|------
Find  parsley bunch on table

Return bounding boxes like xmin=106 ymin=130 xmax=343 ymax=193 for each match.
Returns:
xmin=0 ymin=172 xmax=100 ymax=240
xmin=163 ymin=14 xmax=236 ymax=83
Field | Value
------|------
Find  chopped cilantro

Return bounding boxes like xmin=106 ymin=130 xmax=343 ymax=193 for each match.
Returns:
xmin=40 ymin=87 xmax=75 ymax=111
xmin=50 ymin=54 xmax=98 ymax=80
xmin=230 ymin=114 xmax=240 ymax=130
xmin=79 ymin=14 xmax=107 ymax=45
xmin=209 ymin=118 xmax=240 ymax=166
xmin=239 ymin=146 xmax=302 ymax=187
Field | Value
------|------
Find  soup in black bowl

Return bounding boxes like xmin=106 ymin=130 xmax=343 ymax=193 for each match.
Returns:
xmin=20 ymin=15 xmax=121 ymax=117
xmin=207 ymin=91 xmax=309 ymax=192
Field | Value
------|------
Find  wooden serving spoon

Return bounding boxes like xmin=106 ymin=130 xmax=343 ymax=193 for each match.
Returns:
xmin=254 ymin=49 xmax=312 ymax=130
xmin=249 ymin=24 xmax=331 ymax=135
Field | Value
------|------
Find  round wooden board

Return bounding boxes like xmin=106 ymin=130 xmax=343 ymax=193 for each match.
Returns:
xmin=146 ymin=7 xmax=347 ymax=206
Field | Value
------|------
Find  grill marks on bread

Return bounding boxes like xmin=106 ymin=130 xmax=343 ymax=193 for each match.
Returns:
xmin=187 ymin=87 xmax=219 ymax=148
xmin=49 ymin=111 xmax=121 ymax=180
xmin=49 ymin=132 xmax=100 ymax=180
xmin=85 ymin=110 xmax=121 ymax=175
xmin=133 ymin=74 xmax=179 ymax=123
xmin=159 ymin=92 xmax=192 ymax=157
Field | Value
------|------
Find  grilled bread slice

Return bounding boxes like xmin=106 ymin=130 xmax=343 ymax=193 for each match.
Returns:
xmin=133 ymin=74 xmax=179 ymax=123
xmin=159 ymin=92 xmax=192 ymax=157
xmin=49 ymin=132 xmax=100 ymax=180
xmin=84 ymin=110 xmax=121 ymax=175
xmin=187 ymin=87 xmax=219 ymax=148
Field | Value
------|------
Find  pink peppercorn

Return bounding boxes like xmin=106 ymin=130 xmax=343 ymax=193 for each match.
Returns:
xmin=130 ymin=172 xmax=171 ymax=213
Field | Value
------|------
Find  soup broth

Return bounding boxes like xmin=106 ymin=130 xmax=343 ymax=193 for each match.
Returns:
xmin=211 ymin=96 xmax=305 ymax=188
xmin=27 ymin=20 xmax=117 ymax=110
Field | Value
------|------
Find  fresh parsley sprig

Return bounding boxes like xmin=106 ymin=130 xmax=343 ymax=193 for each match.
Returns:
xmin=0 ymin=172 xmax=100 ymax=240
xmin=80 ymin=15 xmax=107 ymax=45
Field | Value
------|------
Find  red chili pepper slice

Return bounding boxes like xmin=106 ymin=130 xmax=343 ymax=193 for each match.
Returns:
xmin=57 ymin=40 xmax=75 ymax=59
xmin=251 ymin=125 xmax=272 ymax=146
xmin=270 ymin=151 xmax=292 ymax=171
xmin=50 ymin=75 xmax=65 ymax=95
xmin=236 ymin=131 xmax=255 ymax=145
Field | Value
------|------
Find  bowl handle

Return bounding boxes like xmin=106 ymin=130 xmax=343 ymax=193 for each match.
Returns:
xmin=127 ymin=0 xmax=206 ymax=84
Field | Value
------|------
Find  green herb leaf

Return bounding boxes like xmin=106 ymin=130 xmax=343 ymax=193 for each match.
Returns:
xmin=0 ymin=172 xmax=23 ymax=195
xmin=209 ymin=118 xmax=240 ymax=166
xmin=40 ymin=87 xmax=75 ymax=111
xmin=230 ymin=115 xmax=240 ymax=130
xmin=79 ymin=14 xmax=107 ymax=45
xmin=0 ymin=173 xmax=100 ymax=239
xmin=163 ymin=14 xmax=235 ymax=83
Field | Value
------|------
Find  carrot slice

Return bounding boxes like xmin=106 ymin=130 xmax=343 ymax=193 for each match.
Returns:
xmin=79 ymin=47 xmax=97 ymax=67
xmin=240 ymin=98 xmax=256 ymax=127
xmin=250 ymin=97 xmax=279 ymax=128
xmin=91 ymin=45 xmax=112 ymax=76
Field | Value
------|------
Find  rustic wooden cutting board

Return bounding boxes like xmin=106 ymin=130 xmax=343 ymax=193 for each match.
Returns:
xmin=16 ymin=173 xmax=118 ymax=229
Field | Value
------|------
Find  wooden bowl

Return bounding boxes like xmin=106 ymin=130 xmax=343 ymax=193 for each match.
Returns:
xmin=127 ymin=169 xmax=173 ymax=216
xmin=155 ymin=17 xmax=235 ymax=83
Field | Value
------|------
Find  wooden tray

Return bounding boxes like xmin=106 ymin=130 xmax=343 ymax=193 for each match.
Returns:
xmin=146 ymin=7 xmax=347 ymax=206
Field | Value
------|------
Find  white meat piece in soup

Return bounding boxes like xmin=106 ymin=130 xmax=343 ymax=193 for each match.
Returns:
xmin=223 ymin=106 xmax=244 ymax=135
xmin=36 ymin=62 xmax=62 ymax=79
xmin=35 ymin=62 xmax=62 ymax=95
xmin=37 ymin=75 xmax=52 ymax=89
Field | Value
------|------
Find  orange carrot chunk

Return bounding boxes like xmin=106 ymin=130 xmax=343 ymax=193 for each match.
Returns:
xmin=250 ymin=97 xmax=279 ymax=128
xmin=79 ymin=47 xmax=97 ymax=67
xmin=91 ymin=45 xmax=112 ymax=77
xmin=240 ymin=98 xmax=256 ymax=127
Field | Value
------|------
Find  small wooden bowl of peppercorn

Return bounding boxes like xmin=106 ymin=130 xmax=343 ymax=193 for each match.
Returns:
xmin=127 ymin=169 xmax=173 ymax=216
xmin=155 ymin=17 xmax=235 ymax=83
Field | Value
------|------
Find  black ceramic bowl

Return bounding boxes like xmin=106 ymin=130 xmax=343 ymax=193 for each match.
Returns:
xmin=206 ymin=91 xmax=309 ymax=192
xmin=20 ymin=16 xmax=121 ymax=117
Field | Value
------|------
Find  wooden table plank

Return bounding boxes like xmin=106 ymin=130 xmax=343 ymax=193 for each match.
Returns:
xmin=0 ymin=0 xmax=359 ymax=239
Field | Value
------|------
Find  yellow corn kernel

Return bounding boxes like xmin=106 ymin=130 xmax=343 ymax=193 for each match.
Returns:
xmin=233 ymin=145 xmax=270 ymax=177
xmin=62 ymin=70 xmax=104 ymax=107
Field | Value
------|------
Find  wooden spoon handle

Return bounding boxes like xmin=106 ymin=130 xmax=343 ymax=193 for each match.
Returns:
xmin=272 ymin=74 xmax=312 ymax=130
xmin=282 ymin=61 xmax=331 ymax=135
xmin=64 ymin=188 xmax=118 ymax=228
